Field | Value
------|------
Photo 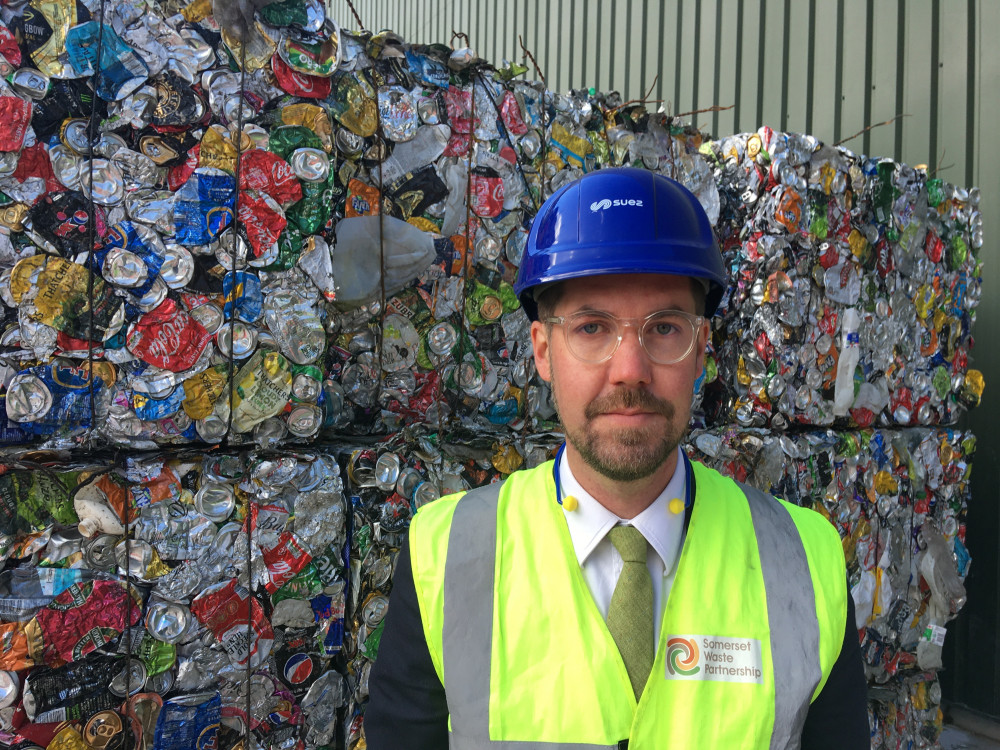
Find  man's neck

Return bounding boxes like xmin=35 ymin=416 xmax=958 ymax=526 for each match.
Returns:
xmin=564 ymin=446 xmax=679 ymax=520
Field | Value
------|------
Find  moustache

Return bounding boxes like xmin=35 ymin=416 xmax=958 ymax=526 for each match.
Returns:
xmin=584 ymin=389 xmax=676 ymax=421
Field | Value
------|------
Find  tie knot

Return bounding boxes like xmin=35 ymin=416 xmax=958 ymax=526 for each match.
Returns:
xmin=609 ymin=525 xmax=648 ymax=564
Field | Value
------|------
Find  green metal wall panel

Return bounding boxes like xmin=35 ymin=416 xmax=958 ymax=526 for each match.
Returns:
xmin=333 ymin=0 xmax=999 ymax=717
xmin=337 ymin=0 xmax=979 ymax=187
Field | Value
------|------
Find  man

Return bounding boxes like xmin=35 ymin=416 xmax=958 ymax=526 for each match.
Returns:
xmin=367 ymin=168 xmax=868 ymax=748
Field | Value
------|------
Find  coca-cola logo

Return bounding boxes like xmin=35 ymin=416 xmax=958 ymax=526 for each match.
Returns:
xmin=271 ymin=160 xmax=297 ymax=187
xmin=129 ymin=311 xmax=209 ymax=371
xmin=142 ymin=316 xmax=189 ymax=360
xmin=267 ymin=557 xmax=298 ymax=591
xmin=289 ymin=70 xmax=317 ymax=94
xmin=475 ymin=179 xmax=503 ymax=201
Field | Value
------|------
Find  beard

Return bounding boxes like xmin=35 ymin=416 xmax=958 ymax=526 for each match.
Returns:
xmin=558 ymin=385 xmax=686 ymax=483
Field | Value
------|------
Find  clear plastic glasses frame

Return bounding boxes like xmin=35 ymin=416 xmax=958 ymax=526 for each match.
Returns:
xmin=544 ymin=309 xmax=706 ymax=365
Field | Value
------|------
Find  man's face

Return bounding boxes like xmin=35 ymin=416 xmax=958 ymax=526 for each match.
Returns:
xmin=530 ymin=274 xmax=708 ymax=483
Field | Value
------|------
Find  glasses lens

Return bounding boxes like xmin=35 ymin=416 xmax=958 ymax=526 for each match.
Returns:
xmin=640 ymin=312 xmax=697 ymax=363
xmin=562 ymin=311 xmax=620 ymax=362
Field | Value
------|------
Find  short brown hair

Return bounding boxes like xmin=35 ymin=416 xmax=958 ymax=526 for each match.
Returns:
xmin=534 ymin=277 xmax=706 ymax=320
xmin=535 ymin=283 xmax=566 ymax=322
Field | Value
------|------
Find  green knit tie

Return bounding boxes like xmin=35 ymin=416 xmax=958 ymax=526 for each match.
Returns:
xmin=606 ymin=525 xmax=654 ymax=701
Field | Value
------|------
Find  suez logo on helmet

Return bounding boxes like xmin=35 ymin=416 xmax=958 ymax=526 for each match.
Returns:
xmin=589 ymin=197 xmax=645 ymax=211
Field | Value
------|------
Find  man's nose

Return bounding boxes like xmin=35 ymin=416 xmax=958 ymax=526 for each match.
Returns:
xmin=607 ymin=325 xmax=653 ymax=386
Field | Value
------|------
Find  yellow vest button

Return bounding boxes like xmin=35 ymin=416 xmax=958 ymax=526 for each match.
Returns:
xmin=562 ymin=495 xmax=578 ymax=512
xmin=669 ymin=498 xmax=685 ymax=515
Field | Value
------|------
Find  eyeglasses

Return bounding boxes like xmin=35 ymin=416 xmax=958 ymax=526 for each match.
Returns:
xmin=545 ymin=309 xmax=706 ymax=365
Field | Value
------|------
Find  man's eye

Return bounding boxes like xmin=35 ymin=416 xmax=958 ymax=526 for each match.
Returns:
xmin=651 ymin=322 xmax=679 ymax=336
xmin=574 ymin=320 xmax=611 ymax=336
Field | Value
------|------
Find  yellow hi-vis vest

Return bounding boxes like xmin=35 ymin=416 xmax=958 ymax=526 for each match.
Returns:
xmin=408 ymin=459 xmax=847 ymax=749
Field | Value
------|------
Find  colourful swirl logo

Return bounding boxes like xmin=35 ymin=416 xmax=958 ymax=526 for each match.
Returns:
xmin=666 ymin=637 xmax=701 ymax=676
xmin=590 ymin=198 xmax=613 ymax=211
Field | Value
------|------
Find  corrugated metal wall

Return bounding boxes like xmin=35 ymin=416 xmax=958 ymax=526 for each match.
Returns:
xmin=334 ymin=0 xmax=1000 ymax=717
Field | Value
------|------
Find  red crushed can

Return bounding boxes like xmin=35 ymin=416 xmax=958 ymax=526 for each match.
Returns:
xmin=126 ymin=298 xmax=211 ymax=372
xmin=875 ymin=237 xmax=895 ymax=277
xmin=925 ymin=230 xmax=944 ymax=263
xmin=261 ymin=532 xmax=312 ymax=594
xmin=0 ymin=23 xmax=22 ymax=67
xmin=238 ymin=190 xmax=287 ymax=259
xmin=444 ymin=131 xmax=471 ymax=158
xmin=0 ymin=97 xmax=32 ymax=151
xmin=499 ymin=90 xmax=528 ymax=135
xmin=12 ymin=142 xmax=63 ymax=197
xmin=167 ymin=146 xmax=200 ymax=192
xmin=190 ymin=579 xmax=274 ymax=669
xmin=818 ymin=242 xmax=840 ymax=269
xmin=470 ymin=167 xmax=503 ymax=218
xmin=443 ymin=86 xmax=471 ymax=133
xmin=272 ymin=54 xmax=332 ymax=99
xmin=26 ymin=580 xmax=142 ymax=666
xmin=239 ymin=149 xmax=303 ymax=206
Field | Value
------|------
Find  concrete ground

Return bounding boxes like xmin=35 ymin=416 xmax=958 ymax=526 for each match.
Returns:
xmin=941 ymin=725 xmax=1000 ymax=749
xmin=941 ymin=707 xmax=1000 ymax=749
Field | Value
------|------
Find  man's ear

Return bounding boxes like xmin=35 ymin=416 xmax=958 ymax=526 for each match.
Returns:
xmin=694 ymin=319 xmax=710 ymax=375
xmin=530 ymin=320 xmax=552 ymax=383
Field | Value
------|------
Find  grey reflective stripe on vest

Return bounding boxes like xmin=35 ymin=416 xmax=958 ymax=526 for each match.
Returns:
xmin=442 ymin=480 xmax=821 ymax=750
xmin=443 ymin=482 xmax=503 ymax=746
xmin=740 ymin=483 xmax=821 ymax=750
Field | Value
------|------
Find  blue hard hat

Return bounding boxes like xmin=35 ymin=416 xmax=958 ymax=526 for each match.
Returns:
xmin=515 ymin=167 xmax=727 ymax=319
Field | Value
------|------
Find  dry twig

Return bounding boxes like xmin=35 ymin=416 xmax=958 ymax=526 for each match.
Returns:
xmin=518 ymin=34 xmax=546 ymax=87
xmin=672 ymin=103 xmax=735 ymax=120
xmin=929 ymin=149 xmax=954 ymax=177
xmin=343 ymin=0 xmax=364 ymax=29
xmin=834 ymin=113 xmax=910 ymax=146
xmin=619 ymin=74 xmax=663 ymax=109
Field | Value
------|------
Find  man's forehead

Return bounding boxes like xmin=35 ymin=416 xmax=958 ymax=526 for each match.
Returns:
xmin=555 ymin=273 xmax=698 ymax=309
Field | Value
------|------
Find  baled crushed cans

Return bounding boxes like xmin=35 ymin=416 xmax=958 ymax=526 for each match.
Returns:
xmin=0 ymin=0 xmax=982 ymax=748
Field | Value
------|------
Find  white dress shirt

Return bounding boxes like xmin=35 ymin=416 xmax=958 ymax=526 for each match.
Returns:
xmin=558 ymin=450 xmax=687 ymax=644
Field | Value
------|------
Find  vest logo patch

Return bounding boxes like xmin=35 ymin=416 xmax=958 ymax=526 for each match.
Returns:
xmin=664 ymin=635 xmax=763 ymax=684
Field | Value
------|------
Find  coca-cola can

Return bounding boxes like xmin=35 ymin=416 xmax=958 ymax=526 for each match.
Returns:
xmin=470 ymin=167 xmax=504 ymax=218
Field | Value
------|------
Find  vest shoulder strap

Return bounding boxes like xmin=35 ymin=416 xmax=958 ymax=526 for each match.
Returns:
xmin=739 ymin=481 xmax=821 ymax=750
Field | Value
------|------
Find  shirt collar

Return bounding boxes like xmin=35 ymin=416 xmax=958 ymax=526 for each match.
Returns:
xmin=558 ymin=449 xmax=687 ymax=574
